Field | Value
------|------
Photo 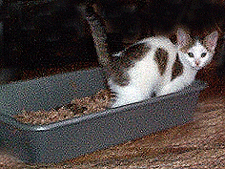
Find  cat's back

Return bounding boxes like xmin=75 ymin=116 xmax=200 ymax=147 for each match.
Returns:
xmin=139 ymin=36 xmax=175 ymax=50
xmin=110 ymin=35 xmax=177 ymax=71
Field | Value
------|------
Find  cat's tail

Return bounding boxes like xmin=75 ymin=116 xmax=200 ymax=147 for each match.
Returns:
xmin=84 ymin=5 xmax=110 ymax=67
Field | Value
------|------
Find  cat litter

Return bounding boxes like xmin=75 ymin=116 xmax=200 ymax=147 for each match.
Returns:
xmin=13 ymin=89 xmax=111 ymax=125
xmin=0 ymin=67 xmax=206 ymax=164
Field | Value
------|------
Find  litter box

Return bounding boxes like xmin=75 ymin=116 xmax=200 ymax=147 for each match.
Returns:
xmin=0 ymin=67 xmax=206 ymax=164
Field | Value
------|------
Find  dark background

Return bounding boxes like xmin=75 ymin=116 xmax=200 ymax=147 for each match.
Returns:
xmin=1 ymin=0 xmax=225 ymax=82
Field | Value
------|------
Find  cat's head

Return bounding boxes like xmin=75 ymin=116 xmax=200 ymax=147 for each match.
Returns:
xmin=177 ymin=28 xmax=218 ymax=70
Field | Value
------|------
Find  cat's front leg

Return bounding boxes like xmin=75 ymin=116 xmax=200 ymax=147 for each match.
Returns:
xmin=156 ymin=83 xmax=178 ymax=96
xmin=157 ymin=78 xmax=189 ymax=96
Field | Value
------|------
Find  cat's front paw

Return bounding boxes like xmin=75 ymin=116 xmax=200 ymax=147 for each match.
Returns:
xmin=157 ymin=85 xmax=175 ymax=97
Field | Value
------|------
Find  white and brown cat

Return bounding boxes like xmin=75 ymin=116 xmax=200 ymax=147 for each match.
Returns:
xmin=84 ymin=5 xmax=218 ymax=108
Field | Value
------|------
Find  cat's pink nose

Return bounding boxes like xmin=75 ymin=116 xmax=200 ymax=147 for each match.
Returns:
xmin=195 ymin=60 xmax=200 ymax=66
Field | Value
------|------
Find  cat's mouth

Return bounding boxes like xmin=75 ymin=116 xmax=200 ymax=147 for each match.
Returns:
xmin=192 ymin=64 xmax=202 ymax=70
xmin=188 ymin=61 xmax=202 ymax=70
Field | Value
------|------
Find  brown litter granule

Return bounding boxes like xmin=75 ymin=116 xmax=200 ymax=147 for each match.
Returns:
xmin=13 ymin=89 xmax=112 ymax=125
xmin=71 ymin=88 xmax=112 ymax=114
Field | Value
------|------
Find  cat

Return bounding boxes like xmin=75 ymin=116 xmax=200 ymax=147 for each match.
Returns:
xmin=84 ymin=5 xmax=218 ymax=108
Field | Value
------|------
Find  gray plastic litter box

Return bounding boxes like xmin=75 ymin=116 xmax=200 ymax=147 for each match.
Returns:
xmin=0 ymin=67 xmax=206 ymax=164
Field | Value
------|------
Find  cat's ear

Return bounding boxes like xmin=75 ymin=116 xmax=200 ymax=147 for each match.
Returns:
xmin=204 ymin=31 xmax=219 ymax=52
xmin=177 ymin=28 xmax=192 ymax=48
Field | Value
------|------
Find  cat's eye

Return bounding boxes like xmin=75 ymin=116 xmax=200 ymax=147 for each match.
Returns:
xmin=201 ymin=53 xmax=207 ymax=58
xmin=187 ymin=52 xmax=194 ymax=58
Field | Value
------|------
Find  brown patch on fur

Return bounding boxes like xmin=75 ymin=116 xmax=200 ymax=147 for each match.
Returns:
xmin=172 ymin=54 xmax=184 ymax=81
xmin=110 ymin=43 xmax=150 ymax=86
xmin=154 ymin=48 xmax=168 ymax=76
xmin=179 ymin=39 xmax=195 ymax=53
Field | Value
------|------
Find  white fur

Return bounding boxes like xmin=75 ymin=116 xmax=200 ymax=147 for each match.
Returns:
xmin=109 ymin=37 xmax=177 ymax=108
xmin=157 ymin=61 xmax=198 ymax=96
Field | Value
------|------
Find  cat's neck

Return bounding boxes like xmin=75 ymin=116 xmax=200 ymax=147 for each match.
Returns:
xmin=184 ymin=64 xmax=198 ymax=82
xmin=178 ymin=53 xmax=198 ymax=81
